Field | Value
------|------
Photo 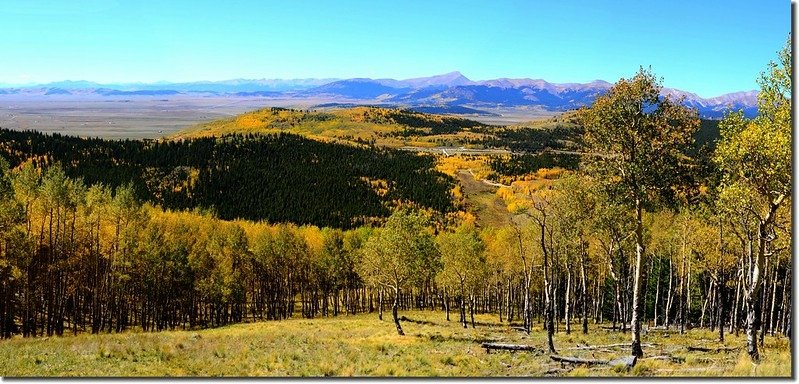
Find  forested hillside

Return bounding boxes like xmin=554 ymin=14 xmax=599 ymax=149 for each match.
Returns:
xmin=176 ymin=106 xmax=490 ymax=147
xmin=175 ymin=105 xmax=720 ymax=157
xmin=0 ymin=129 xmax=455 ymax=228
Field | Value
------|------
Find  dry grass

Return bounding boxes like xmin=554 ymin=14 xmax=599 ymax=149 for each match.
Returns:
xmin=0 ymin=311 xmax=790 ymax=377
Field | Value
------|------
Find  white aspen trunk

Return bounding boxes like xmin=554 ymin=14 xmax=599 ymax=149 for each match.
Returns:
xmin=630 ymin=198 xmax=645 ymax=357
xmin=565 ymin=268 xmax=571 ymax=335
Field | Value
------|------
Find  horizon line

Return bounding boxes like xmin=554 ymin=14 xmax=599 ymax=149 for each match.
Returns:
xmin=0 ymin=72 xmax=759 ymax=100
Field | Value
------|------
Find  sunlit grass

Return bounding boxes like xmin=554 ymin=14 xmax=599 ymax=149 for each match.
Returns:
xmin=0 ymin=311 xmax=790 ymax=377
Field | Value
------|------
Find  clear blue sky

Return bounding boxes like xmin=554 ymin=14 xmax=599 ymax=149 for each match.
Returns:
xmin=0 ymin=0 xmax=789 ymax=97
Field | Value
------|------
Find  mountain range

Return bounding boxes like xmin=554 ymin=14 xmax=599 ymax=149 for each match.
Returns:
xmin=0 ymin=72 xmax=758 ymax=118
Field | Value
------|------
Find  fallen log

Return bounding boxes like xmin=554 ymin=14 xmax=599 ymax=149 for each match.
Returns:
xmin=549 ymin=355 xmax=610 ymax=366
xmin=686 ymin=346 xmax=740 ymax=353
xmin=550 ymin=354 xmax=638 ymax=369
xmin=510 ymin=326 xmax=528 ymax=333
xmin=567 ymin=343 xmax=655 ymax=350
xmin=481 ymin=342 xmax=540 ymax=353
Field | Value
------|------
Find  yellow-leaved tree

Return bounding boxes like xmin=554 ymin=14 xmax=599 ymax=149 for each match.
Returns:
xmin=578 ymin=67 xmax=700 ymax=357
xmin=714 ymin=37 xmax=791 ymax=361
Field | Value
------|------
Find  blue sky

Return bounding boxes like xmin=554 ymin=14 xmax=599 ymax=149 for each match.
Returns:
xmin=0 ymin=0 xmax=789 ymax=97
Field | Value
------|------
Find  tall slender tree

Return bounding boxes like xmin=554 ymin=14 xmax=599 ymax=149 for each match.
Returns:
xmin=578 ymin=67 xmax=700 ymax=357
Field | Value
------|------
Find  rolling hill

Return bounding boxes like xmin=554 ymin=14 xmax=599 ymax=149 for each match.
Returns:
xmin=174 ymin=106 xmax=492 ymax=148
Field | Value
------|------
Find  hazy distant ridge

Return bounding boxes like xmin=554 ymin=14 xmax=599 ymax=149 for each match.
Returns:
xmin=0 ymin=72 xmax=758 ymax=118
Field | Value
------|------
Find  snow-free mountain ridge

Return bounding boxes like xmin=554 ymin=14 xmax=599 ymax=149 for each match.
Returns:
xmin=0 ymin=72 xmax=758 ymax=118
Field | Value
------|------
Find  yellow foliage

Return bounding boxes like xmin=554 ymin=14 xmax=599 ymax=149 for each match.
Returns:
xmin=361 ymin=177 xmax=391 ymax=197
xmin=506 ymin=200 xmax=530 ymax=214
xmin=406 ymin=140 xmax=437 ymax=148
xmin=494 ymin=167 xmax=571 ymax=186
xmin=435 ymin=155 xmax=490 ymax=178
xmin=445 ymin=210 xmax=477 ymax=227
xmin=495 ymin=185 xmax=534 ymax=214
xmin=234 ymin=114 xmax=265 ymax=130
xmin=451 ymin=185 xmax=463 ymax=200
xmin=535 ymin=167 xmax=563 ymax=179
xmin=299 ymin=226 xmax=325 ymax=255
xmin=495 ymin=186 xmax=514 ymax=201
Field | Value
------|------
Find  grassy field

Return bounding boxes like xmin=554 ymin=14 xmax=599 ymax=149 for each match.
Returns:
xmin=0 ymin=310 xmax=790 ymax=377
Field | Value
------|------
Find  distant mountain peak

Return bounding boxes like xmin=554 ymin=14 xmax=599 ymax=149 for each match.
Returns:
xmin=400 ymin=71 xmax=474 ymax=88
xmin=586 ymin=79 xmax=612 ymax=87
xmin=707 ymin=90 xmax=759 ymax=104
